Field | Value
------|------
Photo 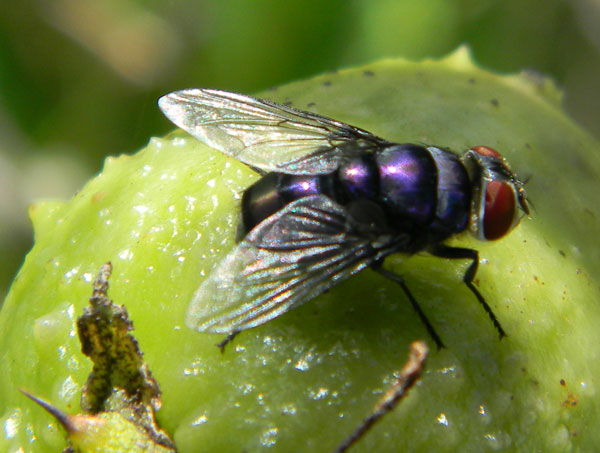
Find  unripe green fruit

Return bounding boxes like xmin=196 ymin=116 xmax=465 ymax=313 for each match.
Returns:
xmin=2 ymin=48 xmax=600 ymax=452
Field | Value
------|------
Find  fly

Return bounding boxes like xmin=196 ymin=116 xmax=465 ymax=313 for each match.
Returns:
xmin=158 ymin=89 xmax=530 ymax=350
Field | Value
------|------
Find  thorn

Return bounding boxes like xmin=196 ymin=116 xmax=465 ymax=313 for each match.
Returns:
xmin=19 ymin=388 xmax=77 ymax=433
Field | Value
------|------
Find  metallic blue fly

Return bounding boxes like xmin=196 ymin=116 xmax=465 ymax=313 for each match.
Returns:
xmin=159 ymin=89 xmax=529 ymax=349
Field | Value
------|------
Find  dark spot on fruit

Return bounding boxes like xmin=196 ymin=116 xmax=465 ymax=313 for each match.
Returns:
xmin=363 ymin=70 xmax=375 ymax=77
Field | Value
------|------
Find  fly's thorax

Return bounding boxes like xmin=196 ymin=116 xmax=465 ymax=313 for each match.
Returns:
xmin=426 ymin=146 xmax=471 ymax=234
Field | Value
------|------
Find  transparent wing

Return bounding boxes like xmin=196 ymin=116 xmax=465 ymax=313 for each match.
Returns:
xmin=158 ymin=89 xmax=388 ymax=174
xmin=186 ymin=195 xmax=399 ymax=334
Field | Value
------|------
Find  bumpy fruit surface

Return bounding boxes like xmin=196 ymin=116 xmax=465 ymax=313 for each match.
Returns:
xmin=2 ymin=48 xmax=600 ymax=451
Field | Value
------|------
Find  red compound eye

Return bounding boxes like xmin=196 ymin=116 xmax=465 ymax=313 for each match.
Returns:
xmin=483 ymin=180 xmax=516 ymax=240
xmin=472 ymin=145 xmax=503 ymax=159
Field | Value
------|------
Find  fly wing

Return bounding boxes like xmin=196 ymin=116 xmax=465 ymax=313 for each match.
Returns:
xmin=158 ymin=89 xmax=389 ymax=175
xmin=186 ymin=195 xmax=399 ymax=334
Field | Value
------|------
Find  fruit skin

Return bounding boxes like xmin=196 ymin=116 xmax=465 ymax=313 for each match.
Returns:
xmin=1 ymin=48 xmax=600 ymax=451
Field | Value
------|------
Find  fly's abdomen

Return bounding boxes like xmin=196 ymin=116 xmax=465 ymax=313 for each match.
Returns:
xmin=241 ymin=173 xmax=332 ymax=234
xmin=375 ymin=144 xmax=438 ymax=226
xmin=241 ymin=173 xmax=283 ymax=234
xmin=336 ymin=154 xmax=379 ymax=201
xmin=242 ymin=144 xmax=472 ymax=238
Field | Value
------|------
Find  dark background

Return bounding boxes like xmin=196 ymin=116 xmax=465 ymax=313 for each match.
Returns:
xmin=1 ymin=0 xmax=599 ymax=300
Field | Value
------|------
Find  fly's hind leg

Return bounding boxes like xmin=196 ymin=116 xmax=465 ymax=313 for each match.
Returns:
xmin=430 ymin=244 xmax=506 ymax=339
xmin=217 ymin=330 xmax=240 ymax=353
xmin=373 ymin=264 xmax=445 ymax=350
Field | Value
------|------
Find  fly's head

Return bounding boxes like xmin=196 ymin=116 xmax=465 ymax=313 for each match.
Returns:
xmin=463 ymin=146 xmax=530 ymax=241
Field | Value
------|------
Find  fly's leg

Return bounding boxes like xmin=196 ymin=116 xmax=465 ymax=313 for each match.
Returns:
xmin=430 ymin=244 xmax=506 ymax=339
xmin=216 ymin=330 xmax=240 ymax=353
xmin=373 ymin=265 xmax=445 ymax=350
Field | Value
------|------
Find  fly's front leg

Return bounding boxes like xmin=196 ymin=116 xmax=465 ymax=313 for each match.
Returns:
xmin=430 ymin=244 xmax=506 ymax=339
xmin=373 ymin=263 xmax=445 ymax=350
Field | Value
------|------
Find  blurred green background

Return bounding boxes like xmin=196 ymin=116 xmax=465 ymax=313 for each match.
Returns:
xmin=1 ymin=0 xmax=599 ymax=301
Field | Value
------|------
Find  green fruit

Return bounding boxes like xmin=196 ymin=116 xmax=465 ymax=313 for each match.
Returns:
xmin=2 ymin=48 xmax=600 ymax=452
